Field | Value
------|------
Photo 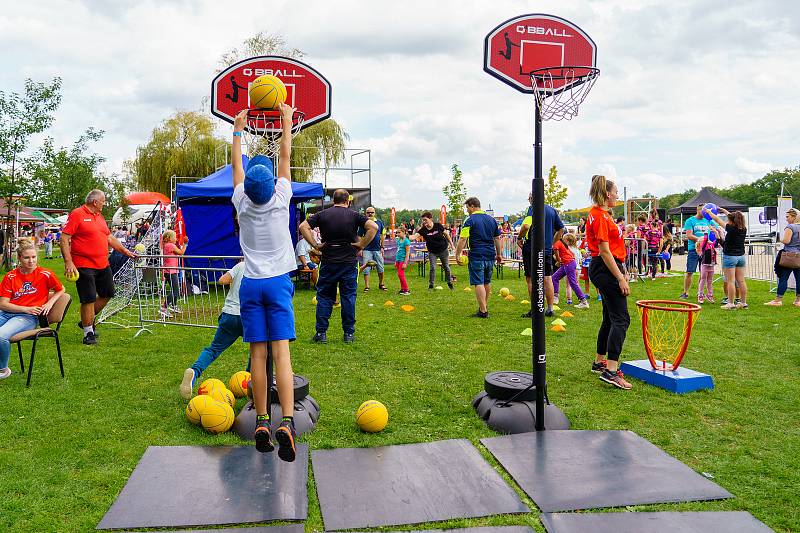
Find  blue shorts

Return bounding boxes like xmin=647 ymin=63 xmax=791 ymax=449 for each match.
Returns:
xmin=468 ymin=259 xmax=495 ymax=286
xmin=722 ymin=254 xmax=746 ymax=269
xmin=240 ymin=274 xmax=296 ymax=343
xmin=686 ymin=249 xmax=699 ymax=273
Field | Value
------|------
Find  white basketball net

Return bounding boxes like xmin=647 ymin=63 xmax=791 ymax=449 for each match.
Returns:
xmin=531 ymin=67 xmax=599 ymax=121
xmin=242 ymin=110 xmax=305 ymax=158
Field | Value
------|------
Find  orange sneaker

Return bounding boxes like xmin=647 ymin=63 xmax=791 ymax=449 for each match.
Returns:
xmin=275 ymin=419 xmax=297 ymax=462
xmin=254 ymin=418 xmax=274 ymax=453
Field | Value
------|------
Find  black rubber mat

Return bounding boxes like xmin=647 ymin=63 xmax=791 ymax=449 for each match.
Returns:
xmin=541 ymin=511 xmax=773 ymax=532
xmin=312 ymin=439 xmax=529 ymax=530
xmin=97 ymin=446 xmax=308 ymax=530
xmin=119 ymin=526 xmax=305 ymax=533
xmin=339 ymin=528 xmax=534 ymax=533
xmin=481 ymin=430 xmax=731 ymax=512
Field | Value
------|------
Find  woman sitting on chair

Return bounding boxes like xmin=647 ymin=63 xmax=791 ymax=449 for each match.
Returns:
xmin=0 ymin=238 xmax=65 ymax=379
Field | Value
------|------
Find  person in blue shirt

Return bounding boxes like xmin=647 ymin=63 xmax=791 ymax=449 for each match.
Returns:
xmin=455 ymin=197 xmax=502 ymax=318
xmin=358 ymin=207 xmax=386 ymax=292
xmin=517 ymin=193 xmax=564 ymax=317
xmin=680 ymin=204 xmax=719 ymax=299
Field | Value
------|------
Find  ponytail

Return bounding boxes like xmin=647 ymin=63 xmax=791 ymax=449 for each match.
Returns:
xmin=589 ymin=174 xmax=615 ymax=207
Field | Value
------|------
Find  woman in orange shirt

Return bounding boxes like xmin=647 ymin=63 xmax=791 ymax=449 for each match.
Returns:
xmin=585 ymin=175 xmax=632 ymax=390
xmin=0 ymin=238 xmax=65 ymax=379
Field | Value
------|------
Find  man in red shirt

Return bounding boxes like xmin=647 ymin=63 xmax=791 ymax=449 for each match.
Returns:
xmin=62 ymin=189 xmax=135 ymax=345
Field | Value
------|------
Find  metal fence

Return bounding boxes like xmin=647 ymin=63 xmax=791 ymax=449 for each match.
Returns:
xmin=623 ymin=237 xmax=662 ymax=280
xmin=720 ymin=243 xmax=777 ymax=291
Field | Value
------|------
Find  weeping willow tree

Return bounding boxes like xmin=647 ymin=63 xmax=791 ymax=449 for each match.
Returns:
xmin=126 ymin=111 xmax=228 ymax=195
xmin=219 ymin=32 xmax=349 ymax=183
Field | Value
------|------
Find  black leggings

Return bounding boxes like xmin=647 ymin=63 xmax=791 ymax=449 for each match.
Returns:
xmin=588 ymin=257 xmax=630 ymax=362
xmin=166 ymin=272 xmax=181 ymax=307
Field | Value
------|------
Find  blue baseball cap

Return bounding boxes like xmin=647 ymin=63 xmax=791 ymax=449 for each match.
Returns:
xmin=246 ymin=155 xmax=273 ymax=174
xmin=244 ymin=163 xmax=275 ymax=205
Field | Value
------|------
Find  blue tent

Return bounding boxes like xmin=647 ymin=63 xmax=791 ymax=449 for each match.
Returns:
xmin=176 ymin=155 xmax=323 ymax=270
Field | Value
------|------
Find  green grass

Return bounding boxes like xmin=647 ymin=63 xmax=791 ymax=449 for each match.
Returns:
xmin=1 ymin=257 xmax=798 ymax=532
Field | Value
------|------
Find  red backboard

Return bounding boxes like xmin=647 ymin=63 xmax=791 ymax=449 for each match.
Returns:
xmin=211 ymin=56 xmax=331 ymax=132
xmin=484 ymin=14 xmax=596 ymax=94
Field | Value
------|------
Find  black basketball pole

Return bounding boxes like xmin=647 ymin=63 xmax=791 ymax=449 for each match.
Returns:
xmin=532 ymin=100 xmax=546 ymax=431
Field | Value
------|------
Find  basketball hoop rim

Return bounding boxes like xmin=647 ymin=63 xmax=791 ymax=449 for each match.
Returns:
xmin=636 ymin=300 xmax=702 ymax=313
xmin=245 ymin=108 xmax=305 ymax=135
xmin=529 ymin=65 xmax=599 ymax=82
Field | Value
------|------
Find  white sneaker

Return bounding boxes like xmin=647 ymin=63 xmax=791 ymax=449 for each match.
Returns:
xmin=179 ymin=368 xmax=196 ymax=400
xmin=169 ymin=306 xmax=183 ymax=314
xmin=553 ymin=297 xmax=559 ymax=305
xmin=160 ymin=308 xmax=173 ymax=318
xmin=576 ymin=299 xmax=590 ymax=309
xmin=0 ymin=367 xmax=11 ymax=379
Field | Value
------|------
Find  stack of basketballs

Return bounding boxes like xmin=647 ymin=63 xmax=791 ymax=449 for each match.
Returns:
xmin=185 ymin=371 xmax=251 ymax=434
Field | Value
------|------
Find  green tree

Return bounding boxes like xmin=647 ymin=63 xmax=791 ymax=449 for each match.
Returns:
xmin=22 ymin=128 xmax=107 ymax=209
xmin=442 ymin=164 xmax=467 ymax=223
xmin=544 ymin=165 xmax=568 ymax=210
xmin=0 ymin=77 xmax=62 ymax=266
xmin=126 ymin=111 xmax=228 ymax=195
xmin=217 ymin=32 xmax=348 ymax=183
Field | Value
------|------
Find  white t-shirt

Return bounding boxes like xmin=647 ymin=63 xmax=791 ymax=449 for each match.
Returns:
xmin=221 ymin=262 xmax=245 ymax=316
xmin=295 ymin=238 xmax=313 ymax=267
xmin=232 ymin=179 xmax=296 ymax=279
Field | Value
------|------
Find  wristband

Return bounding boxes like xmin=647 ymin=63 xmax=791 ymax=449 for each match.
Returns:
xmin=233 ymin=131 xmax=242 ymax=137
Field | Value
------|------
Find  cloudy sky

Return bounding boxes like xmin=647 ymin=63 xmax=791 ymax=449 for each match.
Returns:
xmin=2 ymin=0 xmax=799 ymax=214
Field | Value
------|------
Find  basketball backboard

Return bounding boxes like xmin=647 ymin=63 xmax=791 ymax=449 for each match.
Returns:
xmin=484 ymin=14 xmax=596 ymax=94
xmin=211 ymin=56 xmax=331 ymax=133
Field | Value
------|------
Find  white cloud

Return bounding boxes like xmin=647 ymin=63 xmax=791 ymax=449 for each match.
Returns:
xmin=1 ymin=0 xmax=798 ymax=215
xmin=734 ymin=157 xmax=774 ymax=175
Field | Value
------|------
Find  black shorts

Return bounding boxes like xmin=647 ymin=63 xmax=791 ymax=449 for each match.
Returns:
xmin=76 ymin=266 xmax=115 ymax=304
xmin=522 ymin=247 xmax=553 ymax=278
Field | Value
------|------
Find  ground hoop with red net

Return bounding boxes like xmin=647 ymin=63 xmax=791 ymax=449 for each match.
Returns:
xmin=636 ymin=300 xmax=702 ymax=371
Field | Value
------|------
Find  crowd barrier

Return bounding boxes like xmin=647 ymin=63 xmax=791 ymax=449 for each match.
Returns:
xmin=718 ymin=243 xmax=777 ymax=291
xmin=133 ymin=256 xmax=242 ymax=331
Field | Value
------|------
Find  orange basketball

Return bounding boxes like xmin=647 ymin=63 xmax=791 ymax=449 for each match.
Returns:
xmin=249 ymin=75 xmax=287 ymax=110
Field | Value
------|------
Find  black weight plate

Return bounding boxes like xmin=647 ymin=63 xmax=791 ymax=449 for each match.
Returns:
xmin=484 ymin=371 xmax=536 ymax=402
xmin=247 ymin=374 xmax=309 ymax=402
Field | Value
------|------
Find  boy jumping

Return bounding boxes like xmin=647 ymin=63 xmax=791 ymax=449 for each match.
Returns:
xmin=231 ymin=104 xmax=298 ymax=461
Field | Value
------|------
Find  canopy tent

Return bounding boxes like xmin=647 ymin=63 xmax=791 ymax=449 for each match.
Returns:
xmin=175 ymin=155 xmax=324 ymax=269
xmin=30 ymin=210 xmax=62 ymax=224
xmin=667 ymin=187 xmax=747 ymax=216
xmin=126 ymin=191 xmax=171 ymax=206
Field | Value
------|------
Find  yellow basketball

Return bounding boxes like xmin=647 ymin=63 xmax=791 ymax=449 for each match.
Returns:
xmin=65 ymin=270 xmax=79 ymax=282
xmin=134 ymin=243 xmax=146 ymax=254
xmin=249 ymin=75 xmax=287 ymax=110
xmin=186 ymin=394 xmax=216 ymax=426
xmin=210 ymin=386 xmax=235 ymax=407
xmin=228 ymin=371 xmax=251 ymax=399
xmin=499 ymin=287 xmax=510 ymax=297
xmin=200 ymin=399 xmax=235 ymax=434
xmin=197 ymin=378 xmax=226 ymax=397
xmin=356 ymin=400 xmax=389 ymax=433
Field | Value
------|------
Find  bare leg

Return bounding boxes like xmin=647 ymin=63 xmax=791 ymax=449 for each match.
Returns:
xmin=683 ymin=272 xmax=693 ymax=294
xmin=271 ymin=340 xmax=294 ymax=417
xmin=545 ymin=276 xmax=554 ymax=309
xmin=249 ymin=341 xmax=268 ymax=416
xmin=525 ymin=276 xmax=533 ymax=299
xmin=735 ymin=267 xmax=748 ymax=305
xmin=724 ymin=267 xmax=736 ymax=304
xmin=363 ymin=273 xmax=370 ymax=289
xmin=474 ymin=284 xmax=489 ymax=313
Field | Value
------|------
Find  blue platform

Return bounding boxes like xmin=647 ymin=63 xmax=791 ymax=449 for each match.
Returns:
xmin=620 ymin=359 xmax=714 ymax=393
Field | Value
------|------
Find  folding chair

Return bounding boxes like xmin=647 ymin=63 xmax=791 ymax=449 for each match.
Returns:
xmin=13 ymin=293 xmax=71 ymax=387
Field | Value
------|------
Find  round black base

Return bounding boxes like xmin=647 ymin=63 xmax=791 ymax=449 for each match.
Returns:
xmin=473 ymin=391 xmax=570 ymax=433
xmin=233 ymin=395 xmax=320 ymax=441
